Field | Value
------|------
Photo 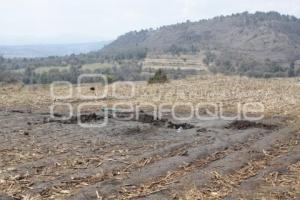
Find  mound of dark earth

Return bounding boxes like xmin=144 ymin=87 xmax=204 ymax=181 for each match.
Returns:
xmin=226 ymin=120 xmax=278 ymax=130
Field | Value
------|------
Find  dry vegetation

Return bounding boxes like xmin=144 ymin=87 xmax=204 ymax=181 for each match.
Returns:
xmin=0 ymin=74 xmax=300 ymax=200
xmin=1 ymin=74 xmax=300 ymax=118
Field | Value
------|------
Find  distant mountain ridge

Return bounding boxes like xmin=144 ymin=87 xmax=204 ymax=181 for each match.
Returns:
xmin=2 ymin=11 xmax=300 ymax=78
xmin=100 ymin=11 xmax=300 ymax=76
xmin=0 ymin=41 xmax=109 ymax=58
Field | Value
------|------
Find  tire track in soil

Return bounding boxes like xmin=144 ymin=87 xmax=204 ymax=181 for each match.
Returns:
xmin=178 ymin=130 xmax=300 ymax=200
xmin=225 ymin=144 xmax=300 ymax=199
xmin=0 ymin=124 xmax=203 ymax=199
xmin=113 ymin=130 xmax=281 ymax=200
xmin=69 ymin=128 xmax=275 ymax=199
xmin=36 ymin=135 xmax=210 ymax=199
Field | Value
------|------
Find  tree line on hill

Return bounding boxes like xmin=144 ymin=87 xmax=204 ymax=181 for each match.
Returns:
xmin=203 ymin=51 xmax=300 ymax=78
xmin=0 ymin=53 xmax=299 ymax=85
xmin=0 ymin=56 xmax=196 ymax=85
xmin=0 ymin=47 xmax=148 ymax=84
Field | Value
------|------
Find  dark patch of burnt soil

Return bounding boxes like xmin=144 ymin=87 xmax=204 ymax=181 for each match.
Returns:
xmin=167 ymin=121 xmax=195 ymax=130
xmin=49 ymin=113 xmax=104 ymax=124
xmin=49 ymin=111 xmax=195 ymax=130
xmin=226 ymin=120 xmax=278 ymax=130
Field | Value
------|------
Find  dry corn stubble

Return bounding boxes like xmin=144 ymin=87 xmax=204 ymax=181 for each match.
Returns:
xmin=1 ymin=75 xmax=300 ymax=199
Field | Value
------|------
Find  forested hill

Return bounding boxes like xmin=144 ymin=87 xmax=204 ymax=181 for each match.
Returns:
xmin=101 ymin=11 xmax=300 ymax=76
xmin=1 ymin=11 xmax=300 ymax=79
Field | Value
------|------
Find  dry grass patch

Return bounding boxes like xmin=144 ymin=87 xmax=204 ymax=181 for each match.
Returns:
xmin=1 ymin=75 xmax=300 ymax=119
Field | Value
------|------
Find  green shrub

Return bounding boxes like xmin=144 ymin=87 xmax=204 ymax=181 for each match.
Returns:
xmin=148 ymin=69 xmax=169 ymax=84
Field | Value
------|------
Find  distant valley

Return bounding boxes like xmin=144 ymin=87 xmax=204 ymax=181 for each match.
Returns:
xmin=0 ymin=41 xmax=109 ymax=58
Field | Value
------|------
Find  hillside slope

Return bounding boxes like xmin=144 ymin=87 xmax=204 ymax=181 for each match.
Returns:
xmin=101 ymin=11 xmax=300 ymax=76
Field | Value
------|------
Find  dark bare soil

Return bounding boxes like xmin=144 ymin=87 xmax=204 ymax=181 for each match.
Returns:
xmin=0 ymin=110 xmax=299 ymax=199
xmin=225 ymin=120 xmax=278 ymax=130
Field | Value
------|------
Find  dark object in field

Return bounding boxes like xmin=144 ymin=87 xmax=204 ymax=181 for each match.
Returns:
xmin=167 ymin=121 xmax=195 ymax=130
xmin=197 ymin=128 xmax=208 ymax=132
xmin=50 ymin=113 xmax=104 ymax=124
xmin=138 ymin=113 xmax=167 ymax=126
xmin=10 ymin=110 xmax=25 ymax=114
xmin=226 ymin=120 xmax=277 ymax=130
xmin=70 ymin=113 xmax=104 ymax=124
xmin=90 ymin=87 xmax=95 ymax=91
xmin=53 ymin=113 xmax=63 ymax=118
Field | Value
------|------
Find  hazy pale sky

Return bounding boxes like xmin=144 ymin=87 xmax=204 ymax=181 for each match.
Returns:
xmin=0 ymin=0 xmax=299 ymax=45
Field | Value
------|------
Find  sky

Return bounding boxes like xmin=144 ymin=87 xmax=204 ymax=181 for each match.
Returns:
xmin=0 ymin=0 xmax=300 ymax=45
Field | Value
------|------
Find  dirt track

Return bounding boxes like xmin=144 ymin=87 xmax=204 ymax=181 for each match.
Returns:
xmin=0 ymin=110 xmax=299 ymax=200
